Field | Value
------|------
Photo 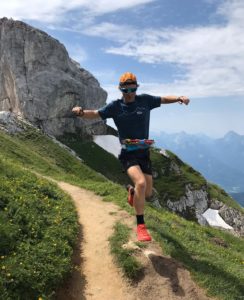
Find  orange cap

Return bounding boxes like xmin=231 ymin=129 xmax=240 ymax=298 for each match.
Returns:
xmin=119 ymin=72 xmax=137 ymax=85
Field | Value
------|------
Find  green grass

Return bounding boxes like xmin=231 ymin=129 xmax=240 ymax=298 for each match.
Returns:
xmin=58 ymin=133 xmax=129 ymax=185
xmin=0 ymin=158 xmax=78 ymax=300
xmin=151 ymin=149 xmax=206 ymax=202
xmin=0 ymin=128 xmax=105 ymax=184
xmin=109 ymin=222 xmax=143 ymax=280
xmin=1 ymin=127 xmax=244 ymax=300
xmin=145 ymin=207 xmax=244 ymax=300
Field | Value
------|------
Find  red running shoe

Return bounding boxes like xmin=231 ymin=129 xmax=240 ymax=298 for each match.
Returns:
xmin=126 ymin=184 xmax=134 ymax=207
xmin=137 ymin=224 xmax=152 ymax=241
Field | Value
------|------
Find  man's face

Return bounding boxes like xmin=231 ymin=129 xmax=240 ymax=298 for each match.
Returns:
xmin=119 ymin=83 xmax=138 ymax=101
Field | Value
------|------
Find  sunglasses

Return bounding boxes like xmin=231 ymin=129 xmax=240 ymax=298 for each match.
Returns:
xmin=120 ymin=87 xmax=137 ymax=94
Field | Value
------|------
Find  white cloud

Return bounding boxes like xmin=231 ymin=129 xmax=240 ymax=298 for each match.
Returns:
xmin=83 ymin=22 xmax=137 ymax=43
xmin=80 ymin=0 xmax=155 ymax=16
xmin=0 ymin=0 xmax=155 ymax=22
xmin=84 ymin=0 xmax=244 ymax=98
xmin=2 ymin=0 xmax=244 ymax=98
xmin=0 ymin=0 xmax=66 ymax=22
xmin=217 ymin=0 xmax=244 ymax=25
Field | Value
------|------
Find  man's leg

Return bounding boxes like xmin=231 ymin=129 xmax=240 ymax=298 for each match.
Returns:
xmin=126 ymin=165 xmax=151 ymax=241
xmin=144 ymin=174 xmax=153 ymax=199
xmin=127 ymin=165 xmax=146 ymax=215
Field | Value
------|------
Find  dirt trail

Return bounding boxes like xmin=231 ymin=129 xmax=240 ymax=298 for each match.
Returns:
xmin=55 ymin=181 xmax=212 ymax=300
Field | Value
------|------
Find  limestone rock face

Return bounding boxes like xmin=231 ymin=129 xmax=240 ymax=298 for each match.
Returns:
xmin=166 ymin=184 xmax=209 ymax=224
xmin=219 ymin=205 xmax=244 ymax=237
xmin=0 ymin=18 xmax=108 ymax=136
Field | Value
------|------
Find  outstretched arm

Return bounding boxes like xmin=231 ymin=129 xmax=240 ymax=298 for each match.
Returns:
xmin=161 ymin=95 xmax=190 ymax=105
xmin=72 ymin=106 xmax=101 ymax=119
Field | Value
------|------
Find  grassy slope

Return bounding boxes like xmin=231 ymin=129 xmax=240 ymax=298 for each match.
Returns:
xmin=151 ymin=149 xmax=243 ymax=213
xmin=0 ymin=128 xmax=244 ymax=300
xmin=58 ymin=133 xmax=129 ymax=185
xmin=60 ymin=133 xmax=242 ymax=212
xmin=0 ymin=157 xmax=78 ymax=299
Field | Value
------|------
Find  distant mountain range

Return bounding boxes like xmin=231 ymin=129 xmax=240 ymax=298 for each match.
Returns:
xmin=152 ymin=131 xmax=244 ymax=206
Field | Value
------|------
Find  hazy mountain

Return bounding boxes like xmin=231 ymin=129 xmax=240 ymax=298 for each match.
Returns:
xmin=213 ymin=131 xmax=244 ymax=172
xmin=152 ymin=131 xmax=244 ymax=202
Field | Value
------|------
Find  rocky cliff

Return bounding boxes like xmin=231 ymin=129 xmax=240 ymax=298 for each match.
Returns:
xmin=150 ymin=149 xmax=244 ymax=237
xmin=0 ymin=18 xmax=107 ymax=136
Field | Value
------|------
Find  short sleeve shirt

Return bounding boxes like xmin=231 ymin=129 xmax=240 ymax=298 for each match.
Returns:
xmin=98 ymin=94 xmax=161 ymax=142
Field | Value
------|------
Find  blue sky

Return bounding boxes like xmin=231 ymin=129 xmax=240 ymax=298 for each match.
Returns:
xmin=1 ymin=0 xmax=244 ymax=137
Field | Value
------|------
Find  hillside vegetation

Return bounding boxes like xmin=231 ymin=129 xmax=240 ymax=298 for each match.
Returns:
xmin=0 ymin=158 xmax=78 ymax=299
xmin=60 ymin=133 xmax=242 ymax=212
xmin=0 ymin=127 xmax=244 ymax=300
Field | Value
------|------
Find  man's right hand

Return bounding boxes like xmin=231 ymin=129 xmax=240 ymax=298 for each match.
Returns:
xmin=72 ymin=106 xmax=84 ymax=117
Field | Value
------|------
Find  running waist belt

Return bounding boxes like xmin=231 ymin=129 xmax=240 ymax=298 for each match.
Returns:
xmin=121 ymin=139 xmax=155 ymax=151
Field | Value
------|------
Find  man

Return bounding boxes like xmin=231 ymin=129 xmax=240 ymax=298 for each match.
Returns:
xmin=72 ymin=72 xmax=190 ymax=242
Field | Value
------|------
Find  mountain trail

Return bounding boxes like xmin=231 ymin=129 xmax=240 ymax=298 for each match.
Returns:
xmin=55 ymin=181 xmax=213 ymax=300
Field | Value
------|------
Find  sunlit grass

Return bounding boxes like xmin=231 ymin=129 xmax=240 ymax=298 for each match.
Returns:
xmin=0 ymin=127 xmax=243 ymax=300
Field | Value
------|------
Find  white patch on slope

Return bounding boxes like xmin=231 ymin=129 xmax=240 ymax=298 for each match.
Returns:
xmin=93 ymin=135 xmax=121 ymax=157
xmin=202 ymin=208 xmax=233 ymax=230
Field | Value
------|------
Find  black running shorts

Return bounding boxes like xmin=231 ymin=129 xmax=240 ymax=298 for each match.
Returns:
xmin=118 ymin=149 xmax=152 ymax=175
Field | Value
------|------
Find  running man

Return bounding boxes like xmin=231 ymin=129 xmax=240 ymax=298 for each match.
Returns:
xmin=72 ymin=72 xmax=190 ymax=241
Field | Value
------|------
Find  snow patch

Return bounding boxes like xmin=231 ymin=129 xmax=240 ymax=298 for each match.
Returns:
xmin=202 ymin=208 xmax=233 ymax=230
xmin=159 ymin=149 xmax=169 ymax=157
xmin=93 ymin=135 xmax=121 ymax=157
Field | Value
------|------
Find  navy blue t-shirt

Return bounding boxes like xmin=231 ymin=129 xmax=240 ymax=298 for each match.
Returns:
xmin=98 ymin=94 xmax=161 ymax=142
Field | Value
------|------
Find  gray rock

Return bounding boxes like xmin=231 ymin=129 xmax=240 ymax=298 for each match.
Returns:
xmin=165 ymin=185 xmax=244 ymax=236
xmin=0 ymin=111 xmax=29 ymax=133
xmin=166 ymin=184 xmax=208 ymax=218
xmin=209 ymin=199 xmax=224 ymax=210
xmin=0 ymin=18 xmax=108 ymax=136
xmin=196 ymin=213 xmax=209 ymax=226
xmin=219 ymin=205 xmax=244 ymax=237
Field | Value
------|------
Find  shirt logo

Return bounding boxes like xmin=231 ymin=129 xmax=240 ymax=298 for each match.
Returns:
xmin=137 ymin=111 xmax=143 ymax=115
